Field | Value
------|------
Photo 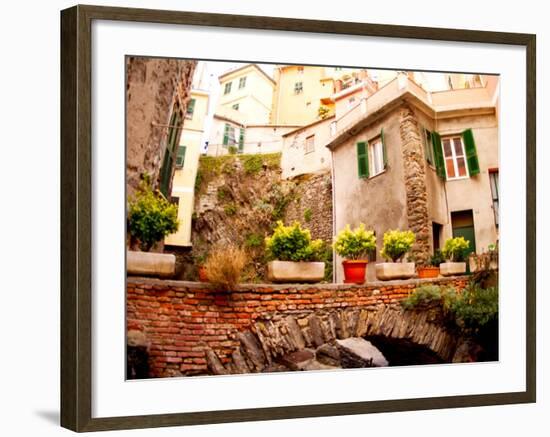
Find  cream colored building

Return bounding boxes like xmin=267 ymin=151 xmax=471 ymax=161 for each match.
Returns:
xmin=216 ymin=64 xmax=275 ymax=125
xmin=164 ymin=88 xmax=210 ymax=247
xmin=327 ymin=72 xmax=500 ymax=282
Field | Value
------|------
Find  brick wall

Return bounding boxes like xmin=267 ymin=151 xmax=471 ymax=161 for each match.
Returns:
xmin=127 ymin=276 xmax=468 ymax=377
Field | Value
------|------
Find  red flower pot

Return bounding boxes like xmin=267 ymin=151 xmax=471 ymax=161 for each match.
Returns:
xmin=342 ymin=260 xmax=368 ymax=284
xmin=417 ymin=266 xmax=440 ymax=279
xmin=198 ymin=266 xmax=208 ymax=282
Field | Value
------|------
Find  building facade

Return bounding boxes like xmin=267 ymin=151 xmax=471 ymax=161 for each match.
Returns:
xmin=328 ymin=73 xmax=499 ymax=282
xmin=165 ymin=88 xmax=210 ymax=247
xmin=126 ymin=57 xmax=196 ymax=198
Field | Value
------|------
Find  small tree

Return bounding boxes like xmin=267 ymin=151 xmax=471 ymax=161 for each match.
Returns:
xmin=127 ymin=180 xmax=179 ymax=251
xmin=380 ymin=230 xmax=416 ymax=262
xmin=442 ymin=237 xmax=470 ymax=262
xmin=265 ymin=221 xmax=324 ymax=262
xmin=333 ymin=224 xmax=377 ymax=260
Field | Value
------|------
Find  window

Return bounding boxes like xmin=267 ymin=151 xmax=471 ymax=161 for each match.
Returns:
xmin=238 ymin=76 xmax=247 ymax=89
xmin=348 ymin=97 xmax=356 ymax=108
xmin=238 ymin=128 xmax=245 ymax=153
xmin=223 ymin=123 xmax=237 ymax=146
xmin=305 ymin=135 xmax=315 ymax=154
xmin=224 ymin=82 xmax=232 ymax=95
xmin=369 ymin=137 xmax=385 ymax=177
xmin=356 ymin=130 xmax=387 ymax=179
xmin=175 ymin=145 xmax=187 ymax=168
xmin=185 ymin=98 xmax=196 ymax=119
xmin=232 ymin=103 xmax=239 ymax=111
xmin=294 ymin=81 xmax=303 ymax=94
xmin=489 ymin=170 xmax=499 ymax=227
xmin=442 ymin=136 xmax=468 ymax=179
xmin=159 ymin=102 xmax=183 ymax=196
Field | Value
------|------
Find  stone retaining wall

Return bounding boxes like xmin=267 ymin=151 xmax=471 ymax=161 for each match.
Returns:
xmin=127 ymin=276 xmax=468 ymax=377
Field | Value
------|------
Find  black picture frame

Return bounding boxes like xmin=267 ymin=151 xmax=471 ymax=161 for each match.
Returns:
xmin=60 ymin=4 xmax=536 ymax=432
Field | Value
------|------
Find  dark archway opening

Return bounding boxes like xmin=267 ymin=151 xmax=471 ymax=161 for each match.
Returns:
xmin=365 ymin=335 xmax=447 ymax=366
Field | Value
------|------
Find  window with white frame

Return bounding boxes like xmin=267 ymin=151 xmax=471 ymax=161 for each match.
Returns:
xmin=369 ymin=137 xmax=384 ymax=177
xmin=305 ymin=135 xmax=315 ymax=154
xmin=442 ymin=136 xmax=468 ymax=179
xmin=294 ymin=81 xmax=303 ymax=94
xmin=238 ymin=76 xmax=247 ymax=89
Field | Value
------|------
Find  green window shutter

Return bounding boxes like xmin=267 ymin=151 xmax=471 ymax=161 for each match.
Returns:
xmin=176 ymin=145 xmax=187 ymax=168
xmin=238 ymin=128 xmax=245 ymax=152
xmin=186 ymin=99 xmax=196 ymax=116
xmin=462 ymin=128 xmax=480 ymax=176
xmin=357 ymin=141 xmax=369 ymax=179
xmin=431 ymin=132 xmax=446 ymax=179
xmin=421 ymin=127 xmax=434 ymax=165
xmin=223 ymin=123 xmax=230 ymax=146
xmin=381 ymin=128 xmax=388 ymax=168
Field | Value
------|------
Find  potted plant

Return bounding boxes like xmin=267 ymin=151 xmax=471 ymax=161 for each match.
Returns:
xmin=126 ymin=179 xmax=179 ymax=278
xmin=440 ymin=236 xmax=470 ymax=276
xmin=194 ymin=253 xmax=208 ymax=282
xmin=376 ymin=230 xmax=416 ymax=280
xmin=417 ymin=250 xmax=444 ymax=279
xmin=265 ymin=221 xmax=325 ymax=283
xmin=333 ymin=224 xmax=376 ymax=284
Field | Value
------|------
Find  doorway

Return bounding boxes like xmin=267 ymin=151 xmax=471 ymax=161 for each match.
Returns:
xmin=451 ymin=210 xmax=476 ymax=256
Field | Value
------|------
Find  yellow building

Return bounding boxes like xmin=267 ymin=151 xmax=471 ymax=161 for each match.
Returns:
xmin=165 ymin=88 xmax=210 ymax=247
xmin=271 ymin=65 xmax=336 ymax=126
xmin=216 ymin=64 xmax=275 ymax=125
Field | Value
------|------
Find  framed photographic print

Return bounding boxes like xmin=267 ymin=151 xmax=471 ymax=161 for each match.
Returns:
xmin=60 ymin=4 xmax=536 ymax=432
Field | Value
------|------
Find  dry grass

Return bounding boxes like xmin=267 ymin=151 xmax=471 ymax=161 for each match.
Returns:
xmin=203 ymin=244 xmax=247 ymax=291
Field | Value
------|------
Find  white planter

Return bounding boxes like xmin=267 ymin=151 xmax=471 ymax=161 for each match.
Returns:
xmin=440 ymin=262 xmax=467 ymax=276
xmin=375 ymin=262 xmax=415 ymax=281
xmin=267 ymin=261 xmax=325 ymax=283
xmin=127 ymin=251 xmax=175 ymax=278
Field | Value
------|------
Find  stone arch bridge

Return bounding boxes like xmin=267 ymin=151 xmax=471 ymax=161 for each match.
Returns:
xmin=127 ymin=276 xmax=468 ymax=378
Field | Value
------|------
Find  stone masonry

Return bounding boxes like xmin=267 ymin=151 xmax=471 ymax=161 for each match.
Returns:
xmin=126 ymin=57 xmax=196 ymax=197
xmin=399 ymin=105 xmax=431 ymax=266
xmin=127 ymin=275 xmax=468 ymax=377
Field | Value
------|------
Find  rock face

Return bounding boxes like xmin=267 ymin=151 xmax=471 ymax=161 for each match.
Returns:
xmin=336 ymin=338 xmax=389 ymax=368
xmin=126 ymin=57 xmax=196 ymax=197
xmin=399 ymin=105 xmax=431 ymax=266
xmin=189 ymin=156 xmax=333 ymax=282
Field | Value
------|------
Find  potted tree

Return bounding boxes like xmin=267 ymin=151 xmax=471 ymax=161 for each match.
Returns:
xmin=333 ymin=224 xmax=376 ymax=284
xmin=265 ymin=221 xmax=325 ymax=283
xmin=417 ymin=250 xmax=444 ymax=279
xmin=127 ymin=179 xmax=179 ymax=278
xmin=376 ymin=230 xmax=416 ymax=280
xmin=440 ymin=237 xmax=470 ymax=276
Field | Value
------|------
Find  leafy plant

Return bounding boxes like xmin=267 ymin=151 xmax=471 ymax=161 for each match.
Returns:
xmin=224 ymin=203 xmax=237 ymax=216
xmin=401 ymin=285 xmax=446 ymax=310
xmin=127 ymin=180 xmax=179 ymax=251
xmin=447 ymin=284 xmax=499 ymax=331
xmin=265 ymin=221 xmax=324 ymax=262
xmin=333 ymin=224 xmax=377 ymax=260
xmin=228 ymin=145 xmax=238 ymax=155
xmin=429 ymin=249 xmax=445 ymax=267
xmin=318 ymin=105 xmax=330 ymax=119
xmin=245 ymin=233 xmax=264 ymax=249
xmin=243 ymin=155 xmax=264 ymax=174
xmin=203 ymin=244 xmax=247 ymax=291
xmin=380 ymin=230 xmax=416 ymax=262
xmin=303 ymin=208 xmax=312 ymax=223
xmin=442 ymin=236 xmax=470 ymax=262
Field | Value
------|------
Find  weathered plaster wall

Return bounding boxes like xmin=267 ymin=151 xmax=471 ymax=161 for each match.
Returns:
xmin=126 ymin=57 xmax=196 ymax=196
xmin=331 ymin=110 xmax=408 ymax=282
xmin=127 ymin=275 xmax=468 ymax=377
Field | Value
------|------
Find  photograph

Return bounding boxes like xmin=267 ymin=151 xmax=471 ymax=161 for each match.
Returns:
xmin=125 ymin=58 xmax=500 ymax=379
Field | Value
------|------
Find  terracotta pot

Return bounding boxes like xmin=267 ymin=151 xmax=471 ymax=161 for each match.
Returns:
xmin=198 ymin=265 xmax=208 ymax=282
xmin=342 ymin=260 xmax=368 ymax=284
xmin=417 ymin=266 xmax=440 ymax=279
